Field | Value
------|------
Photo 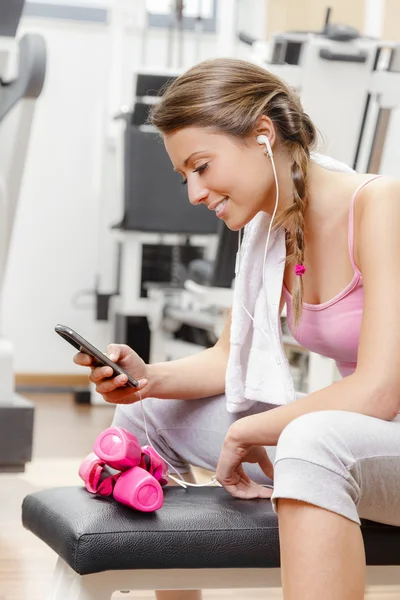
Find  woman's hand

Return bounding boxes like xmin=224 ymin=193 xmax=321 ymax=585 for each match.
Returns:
xmin=73 ymin=343 xmax=149 ymax=405
xmin=216 ymin=426 xmax=274 ymax=500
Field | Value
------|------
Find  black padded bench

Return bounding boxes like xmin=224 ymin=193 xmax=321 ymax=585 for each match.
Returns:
xmin=22 ymin=486 xmax=400 ymax=599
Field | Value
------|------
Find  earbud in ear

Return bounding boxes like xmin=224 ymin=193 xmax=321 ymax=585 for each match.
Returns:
xmin=257 ymin=134 xmax=273 ymax=158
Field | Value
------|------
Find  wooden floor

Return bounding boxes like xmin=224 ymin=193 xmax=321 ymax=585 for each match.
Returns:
xmin=0 ymin=393 xmax=398 ymax=600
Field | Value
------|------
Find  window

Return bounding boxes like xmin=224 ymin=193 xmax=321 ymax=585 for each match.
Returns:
xmin=24 ymin=1 xmax=108 ymax=23
xmin=146 ymin=0 xmax=217 ymax=32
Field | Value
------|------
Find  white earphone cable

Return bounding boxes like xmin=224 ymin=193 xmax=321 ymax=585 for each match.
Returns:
xmin=238 ymin=146 xmax=280 ymax=352
xmin=138 ymin=391 xmax=220 ymax=488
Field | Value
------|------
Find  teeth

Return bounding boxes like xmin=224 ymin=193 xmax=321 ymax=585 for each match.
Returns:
xmin=215 ymin=199 xmax=227 ymax=214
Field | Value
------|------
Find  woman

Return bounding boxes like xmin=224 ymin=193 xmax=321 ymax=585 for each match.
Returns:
xmin=74 ymin=58 xmax=400 ymax=600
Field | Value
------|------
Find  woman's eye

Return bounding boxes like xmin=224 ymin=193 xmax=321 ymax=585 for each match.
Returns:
xmin=193 ymin=163 xmax=209 ymax=175
xmin=180 ymin=162 xmax=209 ymax=185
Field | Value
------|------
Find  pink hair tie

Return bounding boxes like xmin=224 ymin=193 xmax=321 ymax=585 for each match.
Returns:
xmin=295 ymin=264 xmax=306 ymax=276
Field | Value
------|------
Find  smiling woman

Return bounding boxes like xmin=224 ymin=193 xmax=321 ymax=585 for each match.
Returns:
xmin=150 ymin=57 xmax=318 ymax=324
xmin=165 ymin=126 xmax=274 ymax=229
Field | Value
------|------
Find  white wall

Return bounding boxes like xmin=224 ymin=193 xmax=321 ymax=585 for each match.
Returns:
xmin=0 ymin=5 xmax=231 ymax=375
xmin=237 ymin=0 xmax=267 ymax=41
xmin=1 ymin=17 xmax=113 ymax=374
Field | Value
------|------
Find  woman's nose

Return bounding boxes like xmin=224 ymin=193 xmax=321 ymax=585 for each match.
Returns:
xmin=188 ymin=184 xmax=209 ymax=206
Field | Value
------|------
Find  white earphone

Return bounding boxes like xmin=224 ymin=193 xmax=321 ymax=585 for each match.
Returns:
xmin=257 ymin=134 xmax=273 ymax=158
xmin=257 ymin=135 xmax=273 ymax=158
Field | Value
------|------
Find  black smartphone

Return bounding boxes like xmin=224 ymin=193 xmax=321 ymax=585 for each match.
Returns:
xmin=55 ymin=324 xmax=139 ymax=388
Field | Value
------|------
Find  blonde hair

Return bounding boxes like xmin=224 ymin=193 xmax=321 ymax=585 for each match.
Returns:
xmin=150 ymin=58 xmax=317 ymax=327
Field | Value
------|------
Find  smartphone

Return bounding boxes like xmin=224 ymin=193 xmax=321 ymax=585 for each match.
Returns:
xmin=55 ymin=324 xmax=139 ymax=388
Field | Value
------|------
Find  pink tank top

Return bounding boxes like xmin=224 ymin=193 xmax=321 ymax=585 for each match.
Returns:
xmin=283 ymin=176 xmax=382 ymax=378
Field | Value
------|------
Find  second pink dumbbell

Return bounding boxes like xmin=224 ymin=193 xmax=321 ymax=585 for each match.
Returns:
xmin=113 ymin=466 xmax=164 ymax=512
xmin=94 ymin=426 xmax=142 ymax=471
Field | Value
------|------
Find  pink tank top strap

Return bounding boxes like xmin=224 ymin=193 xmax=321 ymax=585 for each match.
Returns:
xmin=348 ymin=175 xmax=383 ymax=275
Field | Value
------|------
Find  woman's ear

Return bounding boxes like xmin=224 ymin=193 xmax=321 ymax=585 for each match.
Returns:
xmin=253 ymin=115 xmax=276 ymax=150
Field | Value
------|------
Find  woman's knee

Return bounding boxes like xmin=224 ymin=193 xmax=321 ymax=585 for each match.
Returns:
xmin=272 ymin=412 xmax=361 ymax=522
xmin=275 ymin=410 xmax=356 ymax=469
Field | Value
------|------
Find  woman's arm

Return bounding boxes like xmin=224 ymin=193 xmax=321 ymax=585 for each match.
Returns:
xmin=145 ymin=309 xmax=231 ymax=400
xmin=227 ymin=178 xmax=400 ymax=447
xmin=224 ymin=374 xmax=393 ymax=447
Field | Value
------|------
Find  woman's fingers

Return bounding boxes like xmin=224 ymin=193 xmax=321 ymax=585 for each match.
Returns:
xmin=95 ymin=374 xmax=130 ymax=393
xmin=225 ymin=480 xmax=273 ymax=500
xmin=73 ymin=351 xmax=93 ymax=366
xmin=258 ymin=450 xmax=274 ymax=480
xmin=89 ymin=365 xmax=114 ymax=384
xmin=106 ymin=344 xmax=120 ymax=362
xmin=97 ymin=378 xmax=148 ymax=403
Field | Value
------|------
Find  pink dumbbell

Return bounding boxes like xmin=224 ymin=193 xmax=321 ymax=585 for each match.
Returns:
xmin=93 ymin=426 xmax=142 ymax=471
xmin=113 ymin=465 xmax=164 ymax=512
xmin=80 ymin=426 xmax=168 ymax=512
xmin=79 ymin=452 xmax=120 ymax=496
xmin=140 ymin=445 xmax=169 ymax=486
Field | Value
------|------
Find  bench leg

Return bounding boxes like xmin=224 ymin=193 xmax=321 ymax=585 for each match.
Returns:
xmin=46 ymin=557 xmax=113 ymax=600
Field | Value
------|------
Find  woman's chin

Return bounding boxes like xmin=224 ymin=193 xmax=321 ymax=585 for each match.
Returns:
xmin=224 ymin=219 xmax=242 ymax=232
xmin=224 ymin=213 xmax=254 ymax=232
xmin=223 ymin=221 xmax=235 ymax=231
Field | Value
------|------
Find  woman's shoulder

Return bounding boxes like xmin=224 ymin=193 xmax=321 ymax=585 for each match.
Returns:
xmin=353 ymin=175 xmax=400 ymax=261
xmin=311 ymin=152 xmax=399 ymax=198
xmin=354 ymin=174 xmax=400 ymax=212
xmin=309 ymin=162 xmax=400 ymax=224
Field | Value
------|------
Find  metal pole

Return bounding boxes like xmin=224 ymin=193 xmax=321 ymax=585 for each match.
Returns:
xmin=176 ymin=0 xmax=184 ymax=68
xmin=194 ymin=0 xmax=204 ymax=64
xmin=167 ymin=1 xmax=175 ymax=68
xmin=366 ymin=106 xmax=391 ymax=173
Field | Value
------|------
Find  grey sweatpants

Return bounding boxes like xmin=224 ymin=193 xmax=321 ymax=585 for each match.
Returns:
xmin=112 ymin=393 xmax=400 ymax=526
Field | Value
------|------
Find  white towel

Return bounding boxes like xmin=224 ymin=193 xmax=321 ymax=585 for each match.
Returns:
xmin=225 ymin=153 xmax=355 ymax=413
